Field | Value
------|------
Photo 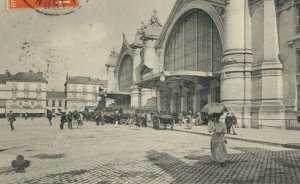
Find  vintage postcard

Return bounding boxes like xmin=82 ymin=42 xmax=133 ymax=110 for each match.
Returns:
xmin=0 ymin=0 xmax=300 ymax=183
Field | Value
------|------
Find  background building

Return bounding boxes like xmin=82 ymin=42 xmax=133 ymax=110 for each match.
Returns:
xmin=0 ymin=71 xmax=10 ymax=117
xmin=46 ymin=91 xmax=66 ymax=115
xmin=105 ymin=11 xmax=161 ymax=111
xmin=6 ymin=70 xmax=48 ymax=117
xmin=65 ymin=75 xmax=107 ymax=112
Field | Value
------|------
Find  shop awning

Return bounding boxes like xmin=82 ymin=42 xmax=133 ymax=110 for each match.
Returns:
xmin=137 ymin=70 xmax=220 ymax=89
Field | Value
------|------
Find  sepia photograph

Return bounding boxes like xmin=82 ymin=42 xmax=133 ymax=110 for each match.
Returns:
xmin=0 ymin=0 xmax=300 ymax=183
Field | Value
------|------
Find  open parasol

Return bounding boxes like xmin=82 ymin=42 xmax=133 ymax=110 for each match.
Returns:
xmin=201 ymin=103 xmax=228 ymax=114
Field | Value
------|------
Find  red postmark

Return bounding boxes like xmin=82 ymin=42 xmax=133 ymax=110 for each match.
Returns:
xmin=8 ymin=0 xmax=79 ymax=9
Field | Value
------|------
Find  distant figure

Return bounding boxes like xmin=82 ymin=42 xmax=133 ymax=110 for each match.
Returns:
xmin=178 ymin=112 xmax=183 ymax=126
xmin=60 ymin=112 xmax=67 ymax=130
xmin=7 ymin=111 xmax=16 ymax=131
xmin=24 ymin=112 xmax=28 ymax=120
xmin=186 ymin=110 xmax=193 ymax=129
xmin=67 ymin=112 xmax=73 ymax=129
xmin=47 ymin=111 xmax=53 ymax=125
xmin=195 ymin=111 xmax=201 ymax=126
xmin=225 ymin=113 xmax=232 ymax=134
xmin=95 ymin=112 xmax=101 ymax=126
xmin=73 ymin=110 xmax=80 ymax=128
xmin=202 ymin=113 xmax=209 ymax=125
xmin=231 ymin=113 xmax=238 ymax=135
xmin=114 ymin=110 xmax=119 ymax=128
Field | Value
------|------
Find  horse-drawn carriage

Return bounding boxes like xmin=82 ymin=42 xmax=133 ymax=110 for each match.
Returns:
xmin=153 ymin=114 xmax=175 ymax=130
xmin=119 ymin=108 xmax=136 ymax=125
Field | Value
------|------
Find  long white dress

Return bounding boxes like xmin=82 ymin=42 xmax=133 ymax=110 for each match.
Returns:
xmin=210 ymin=121 xmax=227 ymax=163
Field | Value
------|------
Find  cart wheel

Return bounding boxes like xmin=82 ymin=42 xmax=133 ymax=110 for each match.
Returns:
xmin=120 ymin=119 xmax=126 ymax=125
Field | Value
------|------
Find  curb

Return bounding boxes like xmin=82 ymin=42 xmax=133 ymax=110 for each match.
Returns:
xmin=172 ymin=128 xmax=300 ymax=150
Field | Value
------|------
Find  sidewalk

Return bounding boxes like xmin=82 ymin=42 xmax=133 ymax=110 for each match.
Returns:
xmin=173 ymin=124 xmax=300 ymax=149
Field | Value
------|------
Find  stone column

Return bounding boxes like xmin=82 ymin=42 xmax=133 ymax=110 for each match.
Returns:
xmin=130 ymin=85 xmax=141 ymax=108
xmin=181 ymin=87 xmax=188 ymax=113
xmin=170 ymin=90 xmax=175 ymax=114
xmin=251 ymin=0 xmax=285 ymax=128
xmin=141 ymin=88 xmax=156 ymax=110
xmin=156 ymin=90 xmax=161 ymax=113
xmin=193 ymin=83 xmax=202 ymax=113
xmin=221 ymin=0 xmax=252 ymax=128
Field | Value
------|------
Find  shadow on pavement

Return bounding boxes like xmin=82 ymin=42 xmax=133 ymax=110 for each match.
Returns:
xmin=146 ymin=147 xmax=300 ymax=183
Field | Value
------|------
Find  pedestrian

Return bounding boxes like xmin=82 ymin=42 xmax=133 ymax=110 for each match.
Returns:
xmin=225 ymin=113 xmax=232 ymax=134
xmin=195 ymin=111 xmax=201 ymax=126
xmin=60 ymin=112 xmax=67 ymax=130
xmin=101 ymin=111 xmax=105 ymax=125
xmin=202 ymin=113 xmax=209 ymax=125
xmin=178 ymin=112 xmax=183 ymax=126
xmin=73 ymin=110 xmax=79 ymax=128
xmin=24 ymin=112 xmax=28 ymax=120
xmin=186 ymin=110 xmax=193 ymax=129
xmin=231 ymin=113 xmax=238 ymax=135
xmin=114 ymin=109 xmax=119 ymax=128
xmin=7 ymin=111 xmax=16 ymax=131
xmin=47 ymin=111 xmax=53 ymax=125
xmin=209 ymin=113 xmax=227 ymax=167
xmin=95 ymin=112 xmax=101 ymax=126
xmin=67 ymin=112 xmax=73 ymax=129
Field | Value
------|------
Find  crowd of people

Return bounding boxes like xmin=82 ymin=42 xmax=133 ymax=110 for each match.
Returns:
xmin=59 ymin=110 xmax=85 ymax=130
xmin=7 ymin=107 xmax=237 ymax=167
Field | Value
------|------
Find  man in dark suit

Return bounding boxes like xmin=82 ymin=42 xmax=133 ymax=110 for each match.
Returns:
xmin=60 ymin=112 xmax=67 ymax=130
xmin=8 ymin=111 xmax=16 ymax=131
xmin=47 ymin=111 xmax=53 ymax=125
xmin=225 ymin=113 xmax=232 ymax=134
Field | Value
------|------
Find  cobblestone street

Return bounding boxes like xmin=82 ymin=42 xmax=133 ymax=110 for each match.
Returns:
xmin=0 ymin=118 xmax=300 ymax=184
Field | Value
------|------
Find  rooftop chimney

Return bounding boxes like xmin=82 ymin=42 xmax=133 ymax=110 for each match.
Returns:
xmin=5 ymin=70 xmax=11 ymax=77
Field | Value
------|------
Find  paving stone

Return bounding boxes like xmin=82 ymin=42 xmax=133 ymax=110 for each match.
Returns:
xmin=0 ymin=118 xmax=299 ymax=183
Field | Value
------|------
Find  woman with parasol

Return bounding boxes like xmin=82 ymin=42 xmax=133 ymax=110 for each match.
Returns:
xmin=201 ymin=103 xmax=228 ymax=166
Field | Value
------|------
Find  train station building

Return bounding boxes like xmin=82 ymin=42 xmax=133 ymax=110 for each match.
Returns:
xmin=105 ymin=0 xmax=300 ymax=129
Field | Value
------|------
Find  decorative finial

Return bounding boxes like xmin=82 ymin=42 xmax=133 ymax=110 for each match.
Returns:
xmin=224 ymin=0 xmax=230 ymax=6
xmin=149 ymin=10 xmax=162 ymax=27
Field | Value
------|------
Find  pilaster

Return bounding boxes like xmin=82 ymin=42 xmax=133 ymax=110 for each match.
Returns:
xmin=181 ymin=87 xmax=189 ymax=113
xmin=251 ymin=0 xmax=285 ymax=128
xmin=140 ymin=88 xmax=156 ymax=110
xmin=132 ymin=48 xmax=142 ymax=83
xmin=130 ymin=85 xmax=141 ymax=108
xmin=221 ymin=0 xmax=252 ymax=128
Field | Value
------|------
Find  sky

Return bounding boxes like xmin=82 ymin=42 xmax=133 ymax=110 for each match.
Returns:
xmin=0 ymin=0 xmax=176 ymax=91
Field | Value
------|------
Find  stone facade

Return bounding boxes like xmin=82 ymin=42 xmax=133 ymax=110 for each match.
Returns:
xmin=105 ymin=0 xmax=300 ymax=129
xmin=46 ymin=91 xmax=66 ymax=115
xmin=105 ymin=11 xmax=162 ymax=111
xmin=5 ymin=70 xmax=48 ymax=117
xmin=65 ymin=75 xmax=106 ymax=112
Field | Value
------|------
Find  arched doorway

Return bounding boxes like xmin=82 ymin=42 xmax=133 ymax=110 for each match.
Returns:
xmin=163 ymin=9 xmax=223 ymax=113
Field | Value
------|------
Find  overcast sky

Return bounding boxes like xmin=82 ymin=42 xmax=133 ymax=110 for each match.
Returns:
xmin=0 ymin=0 xmax=175 ymax=90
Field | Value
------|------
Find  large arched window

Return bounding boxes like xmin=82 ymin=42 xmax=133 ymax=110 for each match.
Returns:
xmin=118 ymin=55 xmax=133 ymax=92
xmin=165 ymin=10 xmax=223 ymax=72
